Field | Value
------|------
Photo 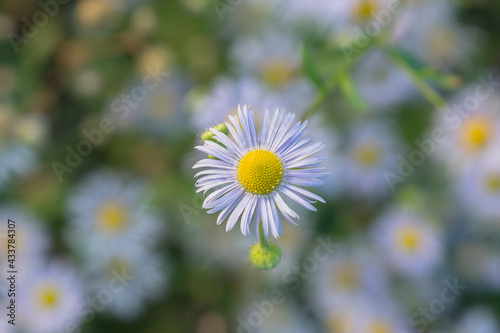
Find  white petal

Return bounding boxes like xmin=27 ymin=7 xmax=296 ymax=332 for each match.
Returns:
xmin=226 ymin=194 xmax=251 ymax=232
xmin=270 ymin=112 xmax=295 ymax=152
xmin=285 ymin=155 xmax=326 ymax=169
xmin=216 ymin=191 xmax=244 ymax=225
xmin=207 ymin=188 xmax=243 ymax=213
xmin=203 ymin=184 xmax=238 ymax=207
xmin=259 ymin=108 xmax=270 ymax=144
xmin=284 ymin=184 xmax=326 ymax=203
xmin=193 ymin=158 xmax=233 ymax=170
xmin=259 ymin=197 xmax=270 ymax=237
xmin=266 ymin=196 xmax=282 ymax=239
xmin=280 ymin=186 xmax=317 ymax=211
xmin=240 ymin=195 xmax=257 ymax=236
xmin=272 ymin=192 xmax=299 ymax=225
xmin=210 ymin=128 xmax=244 ymax=158
xmin=286 ymin=177 xmax=324 ymax=187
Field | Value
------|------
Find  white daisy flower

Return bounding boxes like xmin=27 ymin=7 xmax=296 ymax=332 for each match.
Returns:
xmin=454 ymin=307 xmax=499 ymax=333
xmin=394 ymin=0 xmax=477 ymax=69
xmin=83 ymin=245 xmax=168 ymax=320
xmin=231 ymin=32 xmax=301 ymax=86
xmin=272 ymin=0 xmax=392 ymax=31
xmin=456 ymin=151 xmax=500 ymax=222
xmin=371 ymin=208 xmax=443 ymax=278
xmin=194 ymin=105 xmax=327 ymax=239
xmin=106 ymin=71 xmax=190 ymax=136
xmin=192 ymin=77 xmax=267 ymax=130
xmin=324 ymin=0 xmax=395 ymax=32
xmin=356 ymin=301 xmax=412 ymax=333
xmin=230 ymin=32 xmax=315 ymax=113
xmin=0 ymin=206 xmax=49 ymax=274
xmin=66 ymin=170 xmax=163 ymax=253
xmin=311 ymin=241 xmax=389 ymax=315
xmin=341 ymin=122 xmax=400 ymax=199
xmin=323 ymin=295 xmax=410 ymax=333
xmin=436 ymin=90 xmax=500 ymax=172
xmin=18 ymin=261 xmax=85 ymax=333
xmin=392 ymin=0 xmax=455 ymax=41
xmin=353 ymin=50 xmax=415 ymax=112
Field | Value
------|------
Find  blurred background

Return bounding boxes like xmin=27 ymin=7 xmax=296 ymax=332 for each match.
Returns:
xmin=1 ymin=0 xmax=500 ymax=332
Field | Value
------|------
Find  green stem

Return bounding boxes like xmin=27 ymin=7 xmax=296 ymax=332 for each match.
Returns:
xmin=388 ymin=51 xmax=447 ymax=108
xmin=300 ymin=76 xmax=338 ymax=122
xmin=258 ymin=221 xmax=269 ymax=249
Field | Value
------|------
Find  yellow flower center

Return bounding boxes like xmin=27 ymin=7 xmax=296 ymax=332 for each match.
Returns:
xmin=106 ymin=257 xmax=131 ymax=277
xmin=397 ymin=226 xmax=421 ymax=252
xmin=354 ymin=0 xmax=378 ymax=21
xmin=238 ymin=150 xmax=283 ymax=195
xmin=370 ymin=321 xmax=392 ymax=333
xmin=485 ymin=174 xmax=500 ymax=193
xmin=353 ymin=144 xmax=380 ymax=167
xmin=96 ymin=202 xmax=127 ymax=233
xmin=36 ymin=285 xmax=60 ymax=310
xmin=460 ymin=117 xmax=492 ymax=151
xmin=426 ymin=27 xmax=456 ymax=65
xmin=148 ymin=90 xmax=176 ymax=119
xmin=332 ymin=262 xmax=359 ymax=291
xmin=260 ymin=59 xmax=295 ymax=89
xmin=327 ymin=315 xmax=353 ymax=333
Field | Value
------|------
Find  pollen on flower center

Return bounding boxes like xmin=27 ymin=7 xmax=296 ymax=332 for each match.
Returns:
xmin=36 ymin=285 xmax=60 ymax=310
xmin=461 ymin=117 xmax=492 ymax=150
xmin=260 ymin=59 xmax=295 ymax=88
xmin=354 ymin=0 xmax=378 ymax=21
xmin=332 ymin=262 xmax=359 ymax=291
xmin=397 ymin=226 xmax=421 ymax=252
xmin=353 ymin=144 xmax=380 ymax=167
xmin=485 ymin=174 xmax=500 ymax=193
xmin=96 ymin=202 xmax=127 ymax=233
xmin=238 ymin=149 xmax=283 ymax=195
xmin=370 ymin=321 xmax=391 ymax=333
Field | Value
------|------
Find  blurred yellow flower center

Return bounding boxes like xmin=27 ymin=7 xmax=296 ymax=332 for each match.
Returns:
xmin=238 ymin=150 xmax=283 ymax=195
xmin=461 ymin=117 xmax=492 ymax=151
xmin=426 ymin=27 xmax=456 ymax=65
xmin=148 ymin=90 xmax=176 ymax=119
xmin=485 ymin=174 xmax=500 ymax=193
xmin=354 ymin=0 xmax=378 ymax=21
xmin=36 ymin=285 xmax=60 ymax=310
xmin=353 ymin=144 xmax=380 ymax=167
xmin=370 ymin=321 xmax=392 ymax=333
xmin=397 ymin=226 xmax=421 ymax=252
xmin=332 ymin=262 xmax=359 ymax=291
xmin=97 ymin=202 xmax=127 ymax=233
xmin=327 ymin=315 xmax=352 ymax=333
xmin=107 ymin=257 xmax=131 ymax=276
xmin=261 ymin=60 xmax=295 ymax=88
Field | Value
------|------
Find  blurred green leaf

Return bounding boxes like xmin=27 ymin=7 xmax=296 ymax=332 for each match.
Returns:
xmin=302 ymin=45 xmax=325 ymax=91
xmin=387 ymin=47 xmax=447 ymax=108
xmin=387 ymin=47 xmax=461 ymax=90
xmin=337 ymin=68 xmax=367 ymax=112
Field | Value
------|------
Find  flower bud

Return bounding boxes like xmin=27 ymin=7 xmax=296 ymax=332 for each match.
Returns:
xmin=201 ymin=123 xmax=229 ymax=142
xmin=249 ymin=241 xmax=282 ymax=270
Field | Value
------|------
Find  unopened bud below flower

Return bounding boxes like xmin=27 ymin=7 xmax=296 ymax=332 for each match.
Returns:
xmin=249 ymin=242 xmax=282 ymax=270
